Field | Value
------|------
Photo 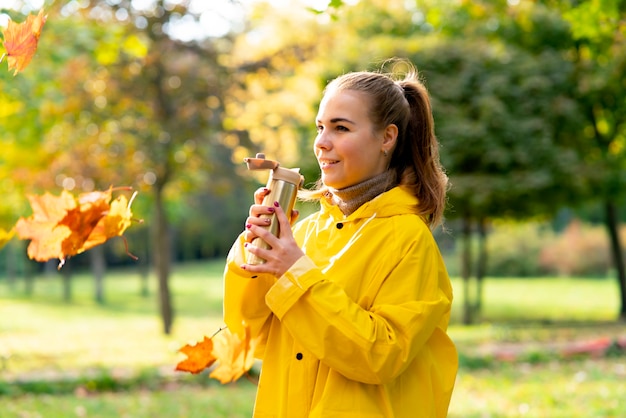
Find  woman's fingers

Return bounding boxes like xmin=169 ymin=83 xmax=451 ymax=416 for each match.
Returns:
xmin=243 ymin=214 xmax=271 ymax=242
xmin=245 ymin=203 xmax=275 ymax=242
xmin=242 ymin=202 xmax=304 ymax=277
xmin=253 ymin=187 xmax=270 ymax=205
xmin=249 ymin=204 xmax=275 ymax=218
xmin=245 ymin=187 xmax=275 ymax=243
xmin=273 ymin=202 xmax=293 ymax=239
xmin=290 ymin=209 xmax=299 ymax=226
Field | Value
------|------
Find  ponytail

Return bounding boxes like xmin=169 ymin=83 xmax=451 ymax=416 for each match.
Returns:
xmin=393 ymin=73 xmax=448 ymax=228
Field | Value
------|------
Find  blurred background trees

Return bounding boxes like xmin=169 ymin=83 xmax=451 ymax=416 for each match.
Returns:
xmin=1 ymin=0 xmax=625 ymax=331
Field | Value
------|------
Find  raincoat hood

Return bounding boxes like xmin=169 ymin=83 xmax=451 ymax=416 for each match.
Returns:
xmin=322 ymin=185 xmax=423 ymax=221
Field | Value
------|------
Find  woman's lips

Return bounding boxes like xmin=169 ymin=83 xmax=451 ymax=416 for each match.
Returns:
xmin=319 ymin=159 xmax=339 ymax=170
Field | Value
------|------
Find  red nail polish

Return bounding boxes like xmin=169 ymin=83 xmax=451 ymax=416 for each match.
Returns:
xmin=268 ymin=207 xmax=275 ymax=213
xmin=246 ymin=223 xmax=251 ymax=229
xmin=241 ymin=265 xmax=246 ymax=270
xmin=244 ymin=242 xmax=248 ymax=247
xmin=273 ymin=201 xmax=279 ymax=207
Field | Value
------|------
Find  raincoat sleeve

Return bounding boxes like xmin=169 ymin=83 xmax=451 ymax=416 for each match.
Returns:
xmin=264 ymin=220 xmax=453 ymax=385
xmin=222 ymin=232 xmax=275 ymax=354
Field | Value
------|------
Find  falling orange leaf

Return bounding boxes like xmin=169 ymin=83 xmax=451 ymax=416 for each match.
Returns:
xmin=176 ymin=324 xmax=259 ymax=384
xmin=15 ymin=187 xmax=138 ymax=268
xmin=176 ymin=336 xmax=218 ymax=374
xmin=1 ymin=9 xmax=47 ymax=75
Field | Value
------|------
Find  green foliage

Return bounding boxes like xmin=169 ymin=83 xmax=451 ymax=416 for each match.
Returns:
xmin=413 ymin=35 xmax=585 ymax=220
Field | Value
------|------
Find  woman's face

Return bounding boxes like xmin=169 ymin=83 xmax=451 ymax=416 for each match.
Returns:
xmin=314 ymin=89 xmax=396 ymax=189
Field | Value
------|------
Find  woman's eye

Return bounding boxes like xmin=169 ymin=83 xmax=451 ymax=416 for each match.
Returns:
xmin=337 ymin=125 xmax=349 ymax=132
xmin=316 ymin=125 xmax=323 ymax=133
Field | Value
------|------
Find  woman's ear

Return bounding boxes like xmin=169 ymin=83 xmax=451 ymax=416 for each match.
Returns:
xmin=382 ymin=124 xmax=398 ymax=153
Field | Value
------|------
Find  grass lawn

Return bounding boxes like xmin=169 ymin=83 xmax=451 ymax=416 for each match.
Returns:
xmin=1 ymin=260 xmax=625 ymax=417
xmin=0 ymin=383 xmax=258 ymax=418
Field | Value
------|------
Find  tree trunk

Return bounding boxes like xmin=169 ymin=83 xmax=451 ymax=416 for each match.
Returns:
xmin=90 ymin=245 xmax=106 ymax=304
xmin=461 ymin=214 xmax=474 ymax=325
xmin=139 ymin=226 xmax=150 ymax=298
xmin=24 ymin=258 xmax=36 ymax=296
xmin=6 ymin=240 xmax=16 ymax=291
xmin=605 ymin=200 xmax=626 ymax=321
xmin=155 ymin=185 xmax=174 ymax=334
xmin=475 ymin=217 xmax=488 ymax=315
xmin=62 ymin=260 xmax=72 ymax=303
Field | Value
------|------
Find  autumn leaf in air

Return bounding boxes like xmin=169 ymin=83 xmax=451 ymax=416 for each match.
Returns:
xmin=1 ymin=9 xmax=47 ymax=75
xmin=176 ymin=324 xmax=259 ymax=384
xmin=15 ymin=187 xmax=138 ymax=268
xmin=175 ymin=336 xmax=217 ymax=374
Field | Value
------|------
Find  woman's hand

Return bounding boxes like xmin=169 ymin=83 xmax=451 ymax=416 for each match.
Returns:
xmin=243 ymin=188 xmax=275 ymax=244
xmin=244 ymin=187 xmax=300 ymax=243
xmin=242 ymin=193 xmax=304 ymax=277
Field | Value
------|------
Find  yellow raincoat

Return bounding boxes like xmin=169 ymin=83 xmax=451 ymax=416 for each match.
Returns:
xmin=224 ymin=186 xmax=457 ymax=417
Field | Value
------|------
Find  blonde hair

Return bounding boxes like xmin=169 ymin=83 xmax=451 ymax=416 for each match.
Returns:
xmin=304 ymin=61 xmax=448 ymax=228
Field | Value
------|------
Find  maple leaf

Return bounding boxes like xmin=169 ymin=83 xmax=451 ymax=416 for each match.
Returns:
xmin=175 ymin=324 xmax=259 ymax=384
xmin=176 ymin=336 xmax=218 ymax=374
xmin=209 ymin=325 xmax=258 ymax=384
xmin=1 ymin=9 xmax=47 ymax=75
xmin=15 ymin=190 xmax=77 ymax=263
xmin=15 ymin=187 xmax=138 ymax=268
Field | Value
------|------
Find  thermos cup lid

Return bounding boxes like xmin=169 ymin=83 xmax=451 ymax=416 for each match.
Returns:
xmin=244 ymin=153 xmax=278 ymax=170
xmin=244 ymin=153 xmax=303 ymax=186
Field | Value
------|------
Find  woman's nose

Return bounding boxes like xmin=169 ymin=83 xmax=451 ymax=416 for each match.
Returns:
xmin=314 ymin=132 xmax=331 ymax=150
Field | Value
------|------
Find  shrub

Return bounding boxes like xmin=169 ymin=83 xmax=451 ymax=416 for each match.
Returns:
xmin=486 ymin=220 xmax=551 ymax=277
xmin=539 ymin=219 xmax=611 ymax=277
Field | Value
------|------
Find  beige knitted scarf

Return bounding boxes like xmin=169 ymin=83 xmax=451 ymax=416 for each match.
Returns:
xmin=329 ymin=170 xmax=397 ymax=216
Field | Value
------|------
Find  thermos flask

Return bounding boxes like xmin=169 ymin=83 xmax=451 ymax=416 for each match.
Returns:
xmin=244 ymin=153 xmax=304 ymax=265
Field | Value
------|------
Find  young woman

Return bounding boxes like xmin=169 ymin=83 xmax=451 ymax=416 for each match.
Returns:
xmin=223 ymin=64 xmax=457 ymax=417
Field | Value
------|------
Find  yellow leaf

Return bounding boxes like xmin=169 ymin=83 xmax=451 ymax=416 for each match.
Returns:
xmin=1 ymin=9 xmax=47 ymax=75
xmin=209 ymin=325 xmax=258 ymax=384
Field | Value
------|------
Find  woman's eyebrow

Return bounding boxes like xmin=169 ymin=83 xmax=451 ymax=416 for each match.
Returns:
xmin=317 ymin=117 xmax=356 ymax=124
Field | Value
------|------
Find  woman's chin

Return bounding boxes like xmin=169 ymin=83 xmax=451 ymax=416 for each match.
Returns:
xmin=321 ymin=177 xmax=341 ymax=189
